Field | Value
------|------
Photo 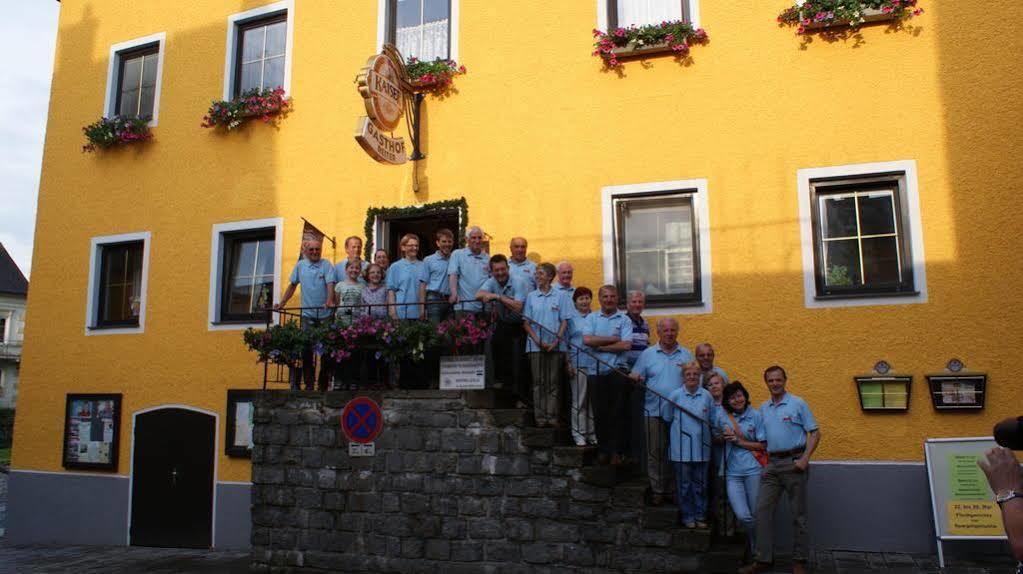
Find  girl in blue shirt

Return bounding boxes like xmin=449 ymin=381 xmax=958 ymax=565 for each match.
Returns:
xmin=716 ymin=381 xmax=767 ymax=563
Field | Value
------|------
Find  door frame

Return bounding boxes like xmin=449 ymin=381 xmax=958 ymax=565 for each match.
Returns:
xmin=126 ymin=404 xmax=219 ymax=548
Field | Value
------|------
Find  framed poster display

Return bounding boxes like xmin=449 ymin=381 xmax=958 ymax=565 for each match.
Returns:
xmin=927 ymin=374 xmax=987 ymax=411
xmin=62 ymin=393 xmax=122 ymax=471
xmin=226 ymin=390 xmax=258 ymax=458
xmin=855 ymin=375 xmax=911 ymax=411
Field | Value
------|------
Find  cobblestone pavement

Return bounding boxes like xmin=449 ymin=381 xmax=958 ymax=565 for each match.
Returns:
xmin=0 ymin=469 xmax=8 ymax=537
xmin=0 ymin=544 xmax=250 ymax=574
xmin=0 ymin=544 xmax=1015 ymax=573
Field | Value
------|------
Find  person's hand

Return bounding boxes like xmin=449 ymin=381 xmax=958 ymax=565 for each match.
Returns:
xmin=794 ymin=457 xmax=809 ymax=472
xmin=448 ymin=293 xmax=458 ymax=305
xmin=273 ymin=303 xmax=282 ymax=311
xmin=978 ymin=446 xmax=1023 ymax=493
xmin=722 ymin=427 xmax=737 ymax=442
xmin=566 ymin=365 xmax=576 ymax=378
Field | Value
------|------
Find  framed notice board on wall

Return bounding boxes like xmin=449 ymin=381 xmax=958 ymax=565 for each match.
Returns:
xmin=62 ymin=393 xmax=122 ymax=471
xmin=924 ymin=437 xmax=1007 ymax=567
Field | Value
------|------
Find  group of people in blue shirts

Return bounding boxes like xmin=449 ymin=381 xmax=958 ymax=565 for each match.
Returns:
xmin=275 ymin=227 xmax=820 ymax=573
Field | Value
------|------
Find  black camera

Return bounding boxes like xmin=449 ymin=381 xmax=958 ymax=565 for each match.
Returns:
xmin=994 ymin=417 xmax=1023 ymax=450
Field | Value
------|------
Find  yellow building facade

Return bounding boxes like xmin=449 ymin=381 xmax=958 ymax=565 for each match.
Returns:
xmin=9 ymin=0 xmax=1023 ymax=552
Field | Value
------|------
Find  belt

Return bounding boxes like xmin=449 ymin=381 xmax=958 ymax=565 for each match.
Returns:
xmin=768 ymin=448 xmax=805 ymax=458
xmin=426 ymin=291 xmax=448 ymax=298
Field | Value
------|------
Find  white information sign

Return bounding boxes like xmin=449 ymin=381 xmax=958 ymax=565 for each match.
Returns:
xmin=439 ymin=355 xmax=486 ymax=390
xmin=349 ymin=442 xmax=376 ymax=457
xmin=924 ymin=437 xmax=1008 ymax=567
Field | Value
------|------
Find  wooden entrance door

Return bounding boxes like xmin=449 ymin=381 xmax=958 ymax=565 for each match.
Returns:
xmin=130 ymin=408 xmax=215 ymax=548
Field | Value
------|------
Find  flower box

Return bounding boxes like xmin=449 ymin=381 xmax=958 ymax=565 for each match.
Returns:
xmin=202 ymin=87 xmax=291 ymax=130
xmin=406 ymin=58 xmax=466 ymax=93
xmin=802 ymin=7 xmax=893 ymax=30
xmin=593 ymin=21 xmax=708 ymax=69
xmin=778 ymin=1 xmax=923 ymax=34
xmin=610 ymin=41 xmax=674 ymax=58
xmin=82 ymin=116 xmax=152 ymax=153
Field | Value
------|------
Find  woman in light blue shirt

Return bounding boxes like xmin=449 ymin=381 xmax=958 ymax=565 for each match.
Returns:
xmin=386 ymin=234 xmax=423 ymax=320
xmin=564 ymin=287 xmax=596 ymax=446
xmin=716 ymin=381 xmax=767 ymax=562
xmin=523 ymin=262 xmax=568 ymax=427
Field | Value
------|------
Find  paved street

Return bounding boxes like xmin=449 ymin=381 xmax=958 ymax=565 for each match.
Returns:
xmin=0 ymin=543 xmax=1015 ymax=573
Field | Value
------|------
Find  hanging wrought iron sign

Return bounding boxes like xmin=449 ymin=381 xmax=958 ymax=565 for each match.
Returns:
xmin=354 ymin=44 xmax=423 ymax=165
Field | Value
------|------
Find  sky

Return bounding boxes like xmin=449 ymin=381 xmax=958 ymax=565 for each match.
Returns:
xmin=0 ymin=1 xmax=60 ymax=278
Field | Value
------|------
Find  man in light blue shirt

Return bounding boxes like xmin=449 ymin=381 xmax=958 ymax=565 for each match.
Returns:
xmin=629 ymin=317 xmax=692 ymax=505
xmin=695 ymin=343 xmax=730 ymax=387
xmin=508 ymin=237 xmax=537 ymax=291
xmin=275 ymin=239 xmax=337 ymax=390
xmin=418 ymin=228 xmax=454 ymax=322
xmin=386 ymin=234 xmax=423 ymax=320
xmin=583 ymin=285 xmax=633 ymax=465
xmin=746 ymin=365 xmax=821 ymax=574
xmin=663 ymin=361 xmax=714 ymax=528
xmin=447 ymin=226 xmax=490 ymax=314
xmin=554 ymin=261 xmax=576 ymax=317
xmin=477 ymin=254 xmax=528 ymax=393
xmin=334 ymin=236 xmax=369 ymax=284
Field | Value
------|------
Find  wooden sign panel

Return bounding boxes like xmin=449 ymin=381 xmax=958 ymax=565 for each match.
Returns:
xmin=355 ymin=117 xmax=407 ymax=165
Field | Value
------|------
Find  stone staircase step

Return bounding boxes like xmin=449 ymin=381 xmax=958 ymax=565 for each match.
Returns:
xmin=484 ymin=408 xmax=530 ymax=427
xmin=552 ymin=445 xmax=597 ymax=467
xmin=463 ymin=389 xmax=520 ymax=409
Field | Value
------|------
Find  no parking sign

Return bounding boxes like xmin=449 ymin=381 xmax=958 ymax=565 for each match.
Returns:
xmin=341 ymin=397 xmax=383 ymax=456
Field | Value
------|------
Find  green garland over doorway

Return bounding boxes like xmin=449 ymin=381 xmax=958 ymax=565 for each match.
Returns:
xmin=363 ymin=197 xmax=469 ymax=260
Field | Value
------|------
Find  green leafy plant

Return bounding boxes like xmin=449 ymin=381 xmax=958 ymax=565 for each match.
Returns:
xmin=826 ymin=265 xmax=854 ymax=287
xmin=82 ymin=116 xmax=152 ymax=152
xmin=406 ymin=57 xmax=466 ymax=91
xmin=592 ymin=20 xmax=708 ymax=68
xmin=201 ymin=87 xmax=291 ymax=130
xmin=243 ymin=322 xmax=308 ymax=366
xmin=778 ymin=0 xmax=923 ymax=34
xmin=382 ymin=320 xmax=440 ymax=363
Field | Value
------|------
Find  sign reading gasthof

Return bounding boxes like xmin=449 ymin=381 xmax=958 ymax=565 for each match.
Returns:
xmin=355 ymin=44 xmax=410 ymax=165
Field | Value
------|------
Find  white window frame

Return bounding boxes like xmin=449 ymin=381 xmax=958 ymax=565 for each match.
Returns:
xmin=596 ymin=0 xmax=700 ymax=30
xmin=798 ymin=160 xmax=927 ymax=309
xmin=601 ymin=178 xmax=712 ymax=316
xmin=85 ymin=232 xmax=152 ymax=336
xmin=224 ymin=1 xmax=295 ymax=100
xmin=208 ymin=218 xmax=284 ymax=331
xmin=377 ymin=0 xmax=460 ymax=61
xmin=103 ymin=32 xmax=166 ymax=127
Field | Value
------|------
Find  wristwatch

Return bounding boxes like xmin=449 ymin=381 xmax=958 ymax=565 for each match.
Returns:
xmin=996 ymin=489 xmax=1022 ymax=505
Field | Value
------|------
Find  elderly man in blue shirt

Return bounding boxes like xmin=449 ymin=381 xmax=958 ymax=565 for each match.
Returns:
xmin=418 ymin=228 xmax=455 ymax=323
xmin=508 ymin=237 xmax=537 ymax=291
xmin=663 ymin=361 xmax=715 ymax=529
xmin=448 ymin=226 xmax=490 ymax=315
xmin=275 ymin=239 xmax=337 ymax=390
xmin=583 ymin=285 xmax=633 ymax=465
xmin=695 ymin=343 xmax=729 ymax=387
xmin=741 ymin=366 xmax=821 ymax=574
xmin=477 ymin=254 xmax=528 ymax=394
xmin=629 ymin=317 xmax=692 ymax=505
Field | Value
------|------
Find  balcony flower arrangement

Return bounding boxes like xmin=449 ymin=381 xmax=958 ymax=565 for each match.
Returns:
xmin=381 ymin=320 xmax=440 ymax=363
xmin=201 ymin=87 xmax=291 ymax=130
xmin=777 ymin=0 xmax=923 ymax=34
xmin=243 ymin=322 xmax=308 ymax=367
xmin=593 ymin=20 xmax=708 ymax=68
xmin=317 ymin=315 xmax=396 ymax=363
xmin=437 ymin=315 xmax=494 ymax=353
xmin=406 ymin=57 xmax=466 ymax=92
xmin=82 ymin=115 xmax=152 ymax=153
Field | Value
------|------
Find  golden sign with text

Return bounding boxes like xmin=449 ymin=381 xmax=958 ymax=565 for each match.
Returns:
xmin=355 ymin=44 xmax=411 ymax=164
xmin=947 ymin=501 xmax=1005 ymax=536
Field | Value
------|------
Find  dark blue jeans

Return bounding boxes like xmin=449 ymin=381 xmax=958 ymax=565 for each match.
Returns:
xmin=675 ymin=461 xmax=709 ymax=524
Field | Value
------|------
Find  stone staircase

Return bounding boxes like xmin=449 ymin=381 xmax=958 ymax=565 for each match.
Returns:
xmin=250 ymin=389 xmax=742 ymax=573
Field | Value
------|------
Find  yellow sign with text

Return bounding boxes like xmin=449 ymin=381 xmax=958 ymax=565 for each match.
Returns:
xmin=947 ymin=501 xmax=1005 ymax=536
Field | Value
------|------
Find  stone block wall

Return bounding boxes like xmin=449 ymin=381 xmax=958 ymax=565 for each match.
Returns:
xmin=251 ymin=390 xmax=721 ymax=573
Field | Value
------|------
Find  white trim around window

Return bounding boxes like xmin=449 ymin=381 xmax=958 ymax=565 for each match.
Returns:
xmin=85 ymin=232 xmax=152 ymax=336
xmin=103 ymin=32 xmax=166 ymax=127
xmin=601 ymin=178 xmax=712 ymax=316
xmin=376 ymin=0 xmax=460 ymax=61
xmin=208 ymin=218 xmax=284 ymax=331
xmin=223 ymin=1 xmax=295 ymax=100
xmin=797 ymin=160 xmax=928 ymax=309
xmin=596 ymin=0 xmax=700 ymax=31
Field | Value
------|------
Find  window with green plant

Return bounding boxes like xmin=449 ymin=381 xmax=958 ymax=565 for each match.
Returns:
xmin=811 ymin=174 xmax=915 ymax=297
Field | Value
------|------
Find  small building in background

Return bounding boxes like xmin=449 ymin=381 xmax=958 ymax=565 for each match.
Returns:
xmin=0 ymin=243 xmax=28 ymax=410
